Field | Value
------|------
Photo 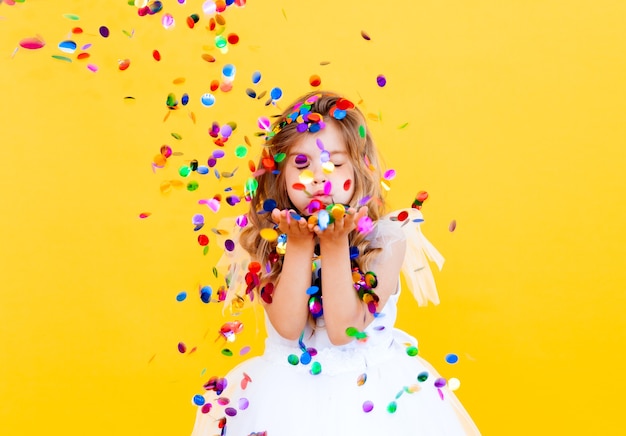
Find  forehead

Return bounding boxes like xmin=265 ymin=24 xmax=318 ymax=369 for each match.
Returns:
xmin=288 ymin=121 xmax=347 ymax=155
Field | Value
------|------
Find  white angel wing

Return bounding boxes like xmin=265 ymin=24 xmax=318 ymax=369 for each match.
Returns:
xmin=381 ymin=208 xmax=444 ymax=306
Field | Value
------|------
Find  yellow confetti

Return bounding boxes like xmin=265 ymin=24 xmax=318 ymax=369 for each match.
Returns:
xmin=260 ymin=228 xmax=278 ymax=242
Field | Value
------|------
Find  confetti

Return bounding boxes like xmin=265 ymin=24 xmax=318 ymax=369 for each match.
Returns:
xmin=19 ymin=36 xmax=45 ymax=50
xmin=445 ymin=353 xmax=459 ymax=364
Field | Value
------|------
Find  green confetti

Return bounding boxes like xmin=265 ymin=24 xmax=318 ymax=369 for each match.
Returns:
xmin=310 ymin=361 xmax=322 ymax=375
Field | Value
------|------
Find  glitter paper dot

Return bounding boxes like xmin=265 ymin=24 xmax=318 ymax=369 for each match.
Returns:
xmin=176 ymin=291 xmax=187 ymax=302
xmin=202 ymin=0 xmax=217 ymax=14
xmin=298 ymin=170 xmax=314 ymax=184
xmin=397 ymin=211 xmax=409 ymax=222
xmin=216 ymin=397 xmax=230 ymax=406
xmin=361 ymin=30 xmax=371 ymax=40
xmin=262 ymin=199 xmax=277 ymax=212
xmin=309 ymin=74 xmax=321 ymax=87
xmin=178 ymin=342 xmax=187 ymax=353
xmin=19 ymin=37 xmax=46 ymax=50
xmin=435 ymin=378 xmax=447 ymax=388
xmin=357 ymin=216 xmax=373 ymax=234
xmin=252 ymin=71 xmax=262 ymax=84
xmin=227 ymin=33 xmax=240 ymax=44
xmin=406 ymin=346 xmax=419 ymax=356
xmin=357 ymin=373 xmax=367 ymax=386
xmin=448 ymin=378 xmax=461 ymax=391
xmin=257 ymin=117 xmax=270 ymax=130
xmin=362 ymin=401 xmax=374 ymax=413
xmin=215 ymin=35 xmax=227 ymax=48
xmin=270 ymin=87 xmax=283 ymax=101
xmin=139 ymin=212 xmax=151 ymax=219
xmin=224 ymin=407 xmax=237 ymax=416
xmin=193 ymin=395 xmax=205 ymax=406
xmin=417 ymin=371 xmax=429 ymax=382
xmin=201 ymin=403 xmax=212 ymax=414
xmin=118 ymin=59 xmax=131 ymax=70
xmin=449 ymin=220 xmax=457 ymax=232
xmin=162 ymin=14 xmax=175 ymax=29
xmin=260 ymin=228 xmax=278 ymax=242
xmin=306 ymin=286 xmax=319 ymax=296
xmin=300 ymin=351 xmax=311 ymax=365
xmin=58 ymin=40 xmax=77 ymax=53
xmin=387 ymin=401 xmax=397 ymax=413
xmin=222 ymin=64 xmax=236 ymax=80
xmin=310 ymin=361 xmax=322 ymax=375
xmin=223 ymin=240 xmax=235 ymax=252
xmin=383 ymin=169 xmax=396 ymax=180
xmin=445 ymin=353 xmax=459 ymax=364
xmin=201 ymin=93 xmax=216 ymax=107
xmin=198 ymin=235 xmax=209 ymax=246
xmin=200 ymin=286 xmax=212 ymax=303
xmin=287 ymin=354 xmax=299 ymax=365
xmin=239 ymin=346 xmax=251 ymax=356
xmin=376 ymin=74 xmax=387 ymax=87
xmin=238 ymin=398 xmax=249 ymax=410
xmin=99 ymin=26 xmax=110 ymax=37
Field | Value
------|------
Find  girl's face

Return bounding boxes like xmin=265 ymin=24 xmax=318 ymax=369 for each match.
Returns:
xmin=283 ymin=121 xmax=356 ymax=215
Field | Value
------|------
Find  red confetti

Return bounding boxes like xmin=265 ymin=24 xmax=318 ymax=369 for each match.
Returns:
xmin=309 ymin=74 xmax=321 ymax=87
xmin=152 ymin=50 xmax=161 ymax=61
xmin=397 ymin=211 xmax=408 ymax=222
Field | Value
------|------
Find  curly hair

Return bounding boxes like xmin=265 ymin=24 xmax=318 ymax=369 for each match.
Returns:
xmin=239 ymin=91 xmax=388 ymax=287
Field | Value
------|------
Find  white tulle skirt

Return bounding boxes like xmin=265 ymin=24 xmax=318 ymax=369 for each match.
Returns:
xmin=191 ymin=327 xmax=480 ymax=436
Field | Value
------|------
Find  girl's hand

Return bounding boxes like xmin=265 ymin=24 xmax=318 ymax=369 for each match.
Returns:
xmin=271 ymin=208 xmax=314 ymax=243
xmin=311 ymin=206 xmax=369 ymax=242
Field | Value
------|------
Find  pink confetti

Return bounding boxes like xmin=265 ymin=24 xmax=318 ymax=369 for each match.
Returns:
xmin=357 ymin=216 xmax=373 ymax=234
xmin=19 ymin=36 xmax=46 ymax=50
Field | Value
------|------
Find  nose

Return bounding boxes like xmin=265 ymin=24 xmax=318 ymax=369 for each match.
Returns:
xmin=312 ymin=165 xmax=327 ymax=184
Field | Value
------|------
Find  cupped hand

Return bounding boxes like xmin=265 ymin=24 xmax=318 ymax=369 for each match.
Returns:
xmin=271 ymin=208 xmax=314 ymax=242
xmin=310 ymin=206 xmax=369 ymax=242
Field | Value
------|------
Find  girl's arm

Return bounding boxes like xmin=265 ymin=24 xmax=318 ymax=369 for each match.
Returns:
xmin=315 ymin=207 xmax=406 ymax=345
xmin=261 ymin=208 xmax=316 ymax=340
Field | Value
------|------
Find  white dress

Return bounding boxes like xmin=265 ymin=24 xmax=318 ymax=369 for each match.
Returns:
xmin=191 ymin=289 xmax=479 ymax=435
xmin=191 ymin=210 xmax=480 ymax=435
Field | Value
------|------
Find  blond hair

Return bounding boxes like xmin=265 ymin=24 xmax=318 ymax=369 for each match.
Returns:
xmin=240 ymin=91 xmax=387 ymax=286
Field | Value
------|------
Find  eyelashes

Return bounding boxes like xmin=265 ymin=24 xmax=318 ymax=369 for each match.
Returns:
xmin=293 ymin=154 xmax=344 ymax=169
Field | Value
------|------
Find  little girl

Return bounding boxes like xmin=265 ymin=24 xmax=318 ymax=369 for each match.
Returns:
xmin=191 ymin=91 xmax=480 ymax=435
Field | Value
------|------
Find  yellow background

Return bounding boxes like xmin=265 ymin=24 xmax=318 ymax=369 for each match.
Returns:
xmin=2 ymin=0 xmax=625 ymax=434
